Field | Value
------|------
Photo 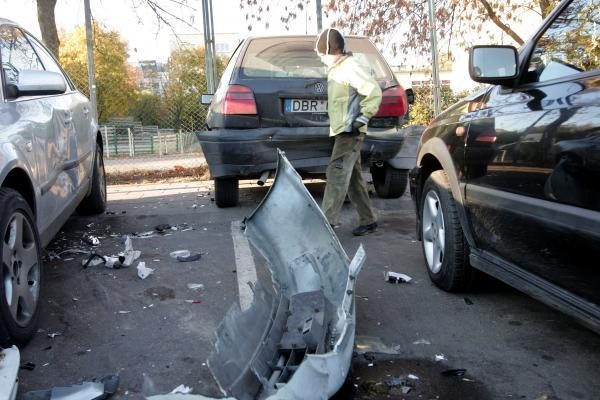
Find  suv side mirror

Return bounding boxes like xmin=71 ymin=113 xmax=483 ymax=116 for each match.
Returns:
xmin=6 ymin=70 xmax=66 ymax=98
xmin=201 ymin=93 xmax=214 ymax=105
xmin=405 ymin=88 xmax=415 ymax=105
xmin=469 ymin=45 xmax=519 ymax=85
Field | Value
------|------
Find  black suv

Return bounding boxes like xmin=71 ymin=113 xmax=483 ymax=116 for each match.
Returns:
xmin=410 ymin=0 xmax=600 ymax=332
xmin=197 ymin=35 xmax=415 ymax=207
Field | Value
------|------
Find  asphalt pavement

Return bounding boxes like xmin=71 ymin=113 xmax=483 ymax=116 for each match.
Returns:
xmin=17 ymin=178 xmax=600 ymax=400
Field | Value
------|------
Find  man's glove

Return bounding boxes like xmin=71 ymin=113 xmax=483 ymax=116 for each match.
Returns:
xmin=352 ymin=115 xmax=369 ymax=133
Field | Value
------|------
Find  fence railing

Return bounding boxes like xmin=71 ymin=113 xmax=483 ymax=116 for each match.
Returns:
xmin=100 ymin=125 xmax=201 ymax=159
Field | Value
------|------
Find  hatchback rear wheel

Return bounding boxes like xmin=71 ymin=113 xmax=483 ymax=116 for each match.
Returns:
xmin=371 ymin=163 xmax=408 ymax=198
xmin=420 ymin=170 xmax=472 ymax=291
xmin=0 ymin=188 xmax=43 ymax=347
xmin=214 ymin=177 xmax=239 ymax=208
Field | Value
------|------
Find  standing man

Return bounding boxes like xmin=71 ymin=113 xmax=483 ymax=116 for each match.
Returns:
xmin=316 ymin=28 xmax=382 ymax=236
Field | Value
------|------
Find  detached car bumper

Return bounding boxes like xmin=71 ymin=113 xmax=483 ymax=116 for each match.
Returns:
xmin=196 ymin=126 xmax=404 ymax=179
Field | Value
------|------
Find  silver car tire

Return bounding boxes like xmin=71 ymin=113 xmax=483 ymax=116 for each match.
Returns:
xmin=0 ymin=188 xmax=43 ymax=347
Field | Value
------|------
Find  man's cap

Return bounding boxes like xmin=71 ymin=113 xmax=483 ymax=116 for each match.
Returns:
xmin=315 ymin=28 xmax=345 ymax=55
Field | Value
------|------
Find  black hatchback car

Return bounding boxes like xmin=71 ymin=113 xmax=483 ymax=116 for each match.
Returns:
xmin=410 ymin=0 xmax=600 ymax=332
xmin=197 ymin=35 xmax=414 ymax=207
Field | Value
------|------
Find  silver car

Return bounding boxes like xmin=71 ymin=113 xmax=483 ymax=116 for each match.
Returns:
xmin=0 ymin=19 xmax=106 ymax=346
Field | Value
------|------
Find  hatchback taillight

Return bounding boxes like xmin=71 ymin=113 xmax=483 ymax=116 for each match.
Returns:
xmin=222 ymin=85 xmax=258 ymax=115
xmin=374 ymin=86 xmax=408 ymax=117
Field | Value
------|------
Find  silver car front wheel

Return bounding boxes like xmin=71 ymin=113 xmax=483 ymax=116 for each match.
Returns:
xmin=422 ymin=190 xmax=445 ymax=274
xmin=0 ymin=188 xmax=43 ymax=346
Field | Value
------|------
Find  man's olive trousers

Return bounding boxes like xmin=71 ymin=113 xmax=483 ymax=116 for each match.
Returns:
xmin=322 ymin=132 xmax=377 ymax=226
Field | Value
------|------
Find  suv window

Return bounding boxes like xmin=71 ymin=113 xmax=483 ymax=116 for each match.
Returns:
xmin=0 ymin=25 xmax=44 ymax=84
xmin=241 ymin=37 xmax=392 ymax=80
xmin=527 ymin=0 xmax=599 ymax=83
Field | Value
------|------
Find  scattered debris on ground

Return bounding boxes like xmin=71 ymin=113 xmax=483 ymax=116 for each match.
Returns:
xmin=435 ymin=354 xmax=447 ymax=362
xmin=187 ymin=283 xmax=204 ymax=290
xmin=412 ymin=339 xmax=431 ymax=345
xmin=137 ymin=262 xmax=154 ymax=280
xmin=82 ymin=233 xmax=100 ymax=247
xmin=144 ymin=286 xmax=176 ymax=301
xmin=22 ymin=374 xmax=119 ymax=400
xmin=385 ymin=271 xmax=413 ymax=284
xmin=170 ymin=384 xmax=193 ymax=394
xmin=47 ymin=332 xmax=62 ymax=339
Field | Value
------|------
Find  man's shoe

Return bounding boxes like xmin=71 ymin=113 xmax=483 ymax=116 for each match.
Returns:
xmin=352 ymin=223 xmax=378 ymax=236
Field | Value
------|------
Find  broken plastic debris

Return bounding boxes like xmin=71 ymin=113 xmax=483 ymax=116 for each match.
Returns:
xmin=155 ymin=224 xmax=172 ymax=233
xmin=184 ymin=300 xmax=202 ymax=304
xmin=408 ymin=374 xmax=419 ymax=380
xmin=412 ymin=339 xmax=431 ymax=345
xmin=170 ymin=250 xmax=190 ymax=259
xmin=137 ymin=262 xmax=154 ymax=280
xmin=442 ymin=368 xmax=467 ymax=377
xmin=170 ymin=385 xmax=193 ymax=394
xmin=177 ymin=253 xmax=202 ymax=262
xmin=47 ymin=332 xmax=62 ymax=339
xmin=82 ymin=234 xmax=100 ymax=246
xmin=435 ymin=354 xmax=447 ymax=362
xmin=122 ymin=236 xmax=141 ymax=267
xmin=22 ymin=375 xmax=119 ymax=400
xmin=135 ymin=231 xmax=156 ymax=239
xmin=118 ymin=310 xmax=131 ymax=314
xmin=187 ymin=283 xmax=204 ymax=290
xmin=385 ymin=271 xmax=412 ymax=283
xmin=20 ymin=362 xmax=36 ymax=371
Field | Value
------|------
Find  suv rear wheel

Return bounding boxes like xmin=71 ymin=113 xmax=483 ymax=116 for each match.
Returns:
xmin=214 ymin=177 xmax=239 ymax=208
xmin=371 ymin=163 xmax=408 ymax=198
xmin=420 ymin=170 xmax=473 ymax=291
xmin=0 ymin=188 xmax=43 ymax=347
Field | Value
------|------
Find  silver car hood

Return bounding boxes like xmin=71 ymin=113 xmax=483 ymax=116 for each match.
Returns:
xmin=149 ymin=150 xmax=364 ymax=400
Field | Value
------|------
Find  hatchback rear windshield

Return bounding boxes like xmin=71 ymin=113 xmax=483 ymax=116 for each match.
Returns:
xmin=240 ymin=37 xmax=393 ymax=80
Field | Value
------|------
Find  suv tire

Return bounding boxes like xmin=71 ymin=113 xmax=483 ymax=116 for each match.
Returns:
xmin=215 ymin=177 xmax=239 ymax=208
xmin=77 ymin=145 xmax=107 ymax=215
xmin=0 ymin=188 xmax=43 ymax=347
xmin=371 ymin=163 xmax=408 ymax=198
xmin=420 ymin=170 xmax=472 ymax=291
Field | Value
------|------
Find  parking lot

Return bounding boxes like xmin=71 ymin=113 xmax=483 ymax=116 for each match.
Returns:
xmin=14 ymin=178 xmax=600 ymax=400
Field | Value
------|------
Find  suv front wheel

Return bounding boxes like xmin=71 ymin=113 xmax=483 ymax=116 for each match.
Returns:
xmin=420 ymin=170 xmax=472 ymax=291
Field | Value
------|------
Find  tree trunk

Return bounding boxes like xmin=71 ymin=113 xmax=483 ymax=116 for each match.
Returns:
xmin=36 ymin=0 xmax=60 ymax=58
xmin=478 ymin=0 xmax=524 ymax=46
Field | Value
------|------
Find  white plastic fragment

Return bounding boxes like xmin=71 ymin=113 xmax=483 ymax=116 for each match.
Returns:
xmin=122 ymin=236 xmax=141 ymax=267
xmin=412 ymin=339 xmax=431 ymax=345
xmin=169 ymin=384 xmax=193 ymax=394
xmin=104 ymin=256 xmax=121 ymax=269
xmin=137 ymin=262 xmax=154 ymax=280
xmin=385 ymin=271 xmax=412 ymax=283
xmin=408 ymin=374 xmax=419 ymax=380
xmin=82 ymin=234 xmax=100 ymax=246
xmin=170 ymin=250 xmax=191 ymax=259
xmin=47 ymin=332 xmax=62 ymax=338
xmin=187 ymin=283 xmax=204 ymax=290
xmin=435 ymin=354 xmax=447 ymax=362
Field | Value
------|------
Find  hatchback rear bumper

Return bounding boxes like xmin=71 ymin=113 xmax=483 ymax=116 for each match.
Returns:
xmin=196 ymin=126 xmax=404 ymax=178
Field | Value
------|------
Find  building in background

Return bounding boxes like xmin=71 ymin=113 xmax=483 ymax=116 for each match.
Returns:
xmin=136 ymin=60 xmax=168 ymax=95
xmin=169 ymin=32 xmax=241 ymax=58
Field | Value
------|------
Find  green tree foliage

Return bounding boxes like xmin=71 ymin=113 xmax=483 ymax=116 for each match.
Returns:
xmin=60 ymin=22 xmax=137 ymax=123
xmin=407 ymin=86 xmax=466 ymax=126
xmin=162 ymin=46 xmax=227 ymax=131
xmin=130 ymin=92 xmax=166 ymax=127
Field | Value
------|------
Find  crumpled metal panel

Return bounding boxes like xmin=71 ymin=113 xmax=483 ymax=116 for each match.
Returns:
xmin=149 ymin=150 xmax=364 ymax=400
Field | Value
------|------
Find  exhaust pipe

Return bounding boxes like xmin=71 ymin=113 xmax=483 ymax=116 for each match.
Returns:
xmin=257 ymin=170 xmax=272 ymax=186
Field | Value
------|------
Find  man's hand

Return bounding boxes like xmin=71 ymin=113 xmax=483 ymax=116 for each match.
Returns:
xmin=352 ymin=115 xmax=369 ymax=133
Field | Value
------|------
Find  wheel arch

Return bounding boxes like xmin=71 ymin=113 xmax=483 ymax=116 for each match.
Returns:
xmin=0 ymin=166 xmax=36 ymax=217
xmin=416 ymin=138 xmax=475 ymax=246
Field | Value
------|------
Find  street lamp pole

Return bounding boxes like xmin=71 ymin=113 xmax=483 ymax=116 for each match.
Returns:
xmin=316 ymin=0 xmax=323 ymax=32
xmin=428 ymin=0 xmax=442 ymax=117
xmin=202 ymin=0 xmax=218 ymax=94
xmin=84 ymin=0 xmax=97 ymax=117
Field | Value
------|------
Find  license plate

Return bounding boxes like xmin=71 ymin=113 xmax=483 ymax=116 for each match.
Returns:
xmin=284 ymin=99 xmax=327 ymax=113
